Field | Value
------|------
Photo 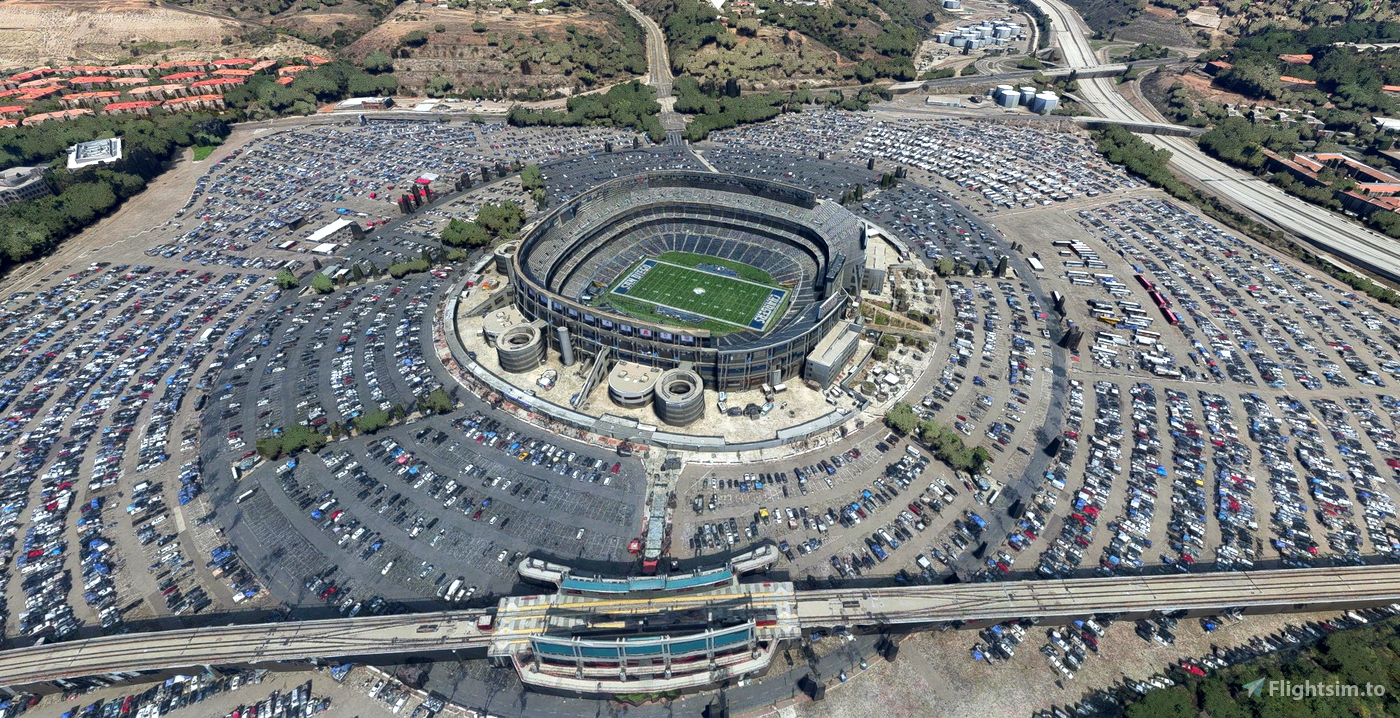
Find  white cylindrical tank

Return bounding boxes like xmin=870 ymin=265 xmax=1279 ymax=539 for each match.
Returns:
xmin=1019 ymin=86 xmax=1037 ymax=104
xmin=1031 ymin=92 xmax=1059 ymax=114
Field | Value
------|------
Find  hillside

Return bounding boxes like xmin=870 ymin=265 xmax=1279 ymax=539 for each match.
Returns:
xmin=1061 ymin=0 xmax=1200 ymax=46
xmin=1079 ymin=0 xmax=1400 ymax=48
xmin=164 ymin=0 xmax=398 ymax=48
xmin=343 ymin=0 xmax=647 ymax=100
xmin=637 ymin=0 xmax=941 ymax=88
xmin=0 ymin=0 xmax=323 ymax=67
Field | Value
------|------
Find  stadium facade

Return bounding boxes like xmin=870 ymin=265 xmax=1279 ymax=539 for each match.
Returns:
xmin=509 ymin=171 xmax=866 ymax=391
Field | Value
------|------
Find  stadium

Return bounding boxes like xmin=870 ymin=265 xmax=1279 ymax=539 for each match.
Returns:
xmin=504 ymin=171 xmax=868 ymax=399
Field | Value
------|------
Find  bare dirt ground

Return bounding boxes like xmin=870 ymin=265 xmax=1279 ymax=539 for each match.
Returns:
xmin=165 ymin=0 xmax=393 ymax=45
xmin=0 ymin=117 xmax=299 ymax=295
xmin=29 ymin=666 xmax=398 ymax=718
xmin=0 ymin=0 xmax=324 ymax=67
xmin=793 ymin=610 xmax=1344 ymax=718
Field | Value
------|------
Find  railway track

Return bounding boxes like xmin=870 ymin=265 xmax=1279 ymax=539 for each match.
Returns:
xmin=796 ymin=564 xmax=1400 ymax=626
xmin=5 ymin=565 xmax=1400 ymax=688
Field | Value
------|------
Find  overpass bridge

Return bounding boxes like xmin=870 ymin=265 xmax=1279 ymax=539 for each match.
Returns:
xmin=3 ymin=564 xmax=1400 ymax=695
xmin=1072 ymin=116 xmax=1203 ymax=137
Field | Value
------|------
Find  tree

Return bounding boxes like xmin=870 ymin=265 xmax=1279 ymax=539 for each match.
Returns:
xmin=256 ymin=436 xmax=283 ymax=460
xmin=425 ymin=76 xmax=454 ymax=98
xmin=422 ymin=387 xmax=455 ymax=414
xmin=388 ymin=258 xmax=431 ymax=278
xmin=1125 ymin=689 xmax=1195 ymax=718
xmin=440 ymin=218 xmax=491 ymax=247
xmin=934 ymin=257 xmax=955 ymax=276
xmin=402 ymin=30 xmax=429 ymax=47
xmin=311 ymin=273 xmax=334 ymax=294
xmin=520 ymin=165 xmax=543 ymax=192
xmin=885 ymin=402 xmax=919 ymax=434
xmin=354 ymin=410 xmax=390 ymax=434
xmin=475 ymin=201 xmax=525 ymax=239
xmin=275 ymin=268 xmax=299 ymax=290
xmin=363 ymin=51 xmax=394 ymax=74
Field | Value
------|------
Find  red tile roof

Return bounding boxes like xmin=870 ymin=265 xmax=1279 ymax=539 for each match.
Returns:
xmin=102 ymin=100 xmax=161 ymax=113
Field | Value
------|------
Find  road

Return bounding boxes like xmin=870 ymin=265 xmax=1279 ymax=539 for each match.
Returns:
xmin=1026 ymin=0 xmax=1400 ymax=282
xmin=609 ymin=0 xmax=686 ymax=136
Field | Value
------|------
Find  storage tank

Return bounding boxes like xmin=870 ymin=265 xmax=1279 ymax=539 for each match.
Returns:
xmin=942 ymin=0 xmax=961 ymax=8
xmin=951 ymin=36 xmax=968 ymax=48
xmin=994 ymin=25 xmax=1014 ymax=38
xmin=1031 ymin=92 xmax=1060 ymax=114
xmin=1019 ymin=86 xmax=1037 ymax=105
xmin=936 ymin=32 xmax=954 ymax=43
xmin=995 ymin=88 xmax=1019 ymax=108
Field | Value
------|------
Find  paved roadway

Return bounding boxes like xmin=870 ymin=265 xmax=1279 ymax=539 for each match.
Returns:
xmin=610 ymin=0 xmax=687 ymax=136
xmin=1026 ymin=0 xmax=1400 ymax=282
xmin=8 ymin=564 xmax=1400 ymax=689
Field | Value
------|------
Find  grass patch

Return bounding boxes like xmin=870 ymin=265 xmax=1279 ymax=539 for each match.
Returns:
xmin=192 ymin=144 xmax=219 ymax=161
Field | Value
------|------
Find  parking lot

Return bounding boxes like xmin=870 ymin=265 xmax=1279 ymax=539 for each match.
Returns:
xmin=0 ymin=122 xmax=664 ymax=650
xmin=8 ymin=104 xmax=1400 ymax=713
xmin=684 ymin=111 xmax=1400 ymax=598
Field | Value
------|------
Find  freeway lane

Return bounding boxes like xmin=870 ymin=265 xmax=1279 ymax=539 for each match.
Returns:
xmin=1027 ymin=0 xmax=1400 ymax=282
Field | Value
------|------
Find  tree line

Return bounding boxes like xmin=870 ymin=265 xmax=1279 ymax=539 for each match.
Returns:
xmin=885 ymin=402 xmax=991 ymax=475
xmin=1122 ymin=617 xmax=1400 ymax=718
xmin=0 ymin=58 xmax=401 ymax=276
xmin=507 ymin=81 xmax=665 ymax=143
xmin=0 ymin=114 xmax=231 ymax=274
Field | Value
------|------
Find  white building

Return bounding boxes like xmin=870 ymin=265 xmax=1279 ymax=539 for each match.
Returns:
xmin=66 ymin=137 xmax=123 ymax=170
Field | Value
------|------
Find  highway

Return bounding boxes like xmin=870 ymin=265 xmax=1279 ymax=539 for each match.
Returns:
xmin=1026 ymin=0 xmax=1400 ymax=282
xmin=7 ymin=565 xmax=1400 ymax=690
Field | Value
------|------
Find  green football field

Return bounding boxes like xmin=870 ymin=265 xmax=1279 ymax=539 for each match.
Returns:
xmin=607 ymin=255 xmax=789 ymax=332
